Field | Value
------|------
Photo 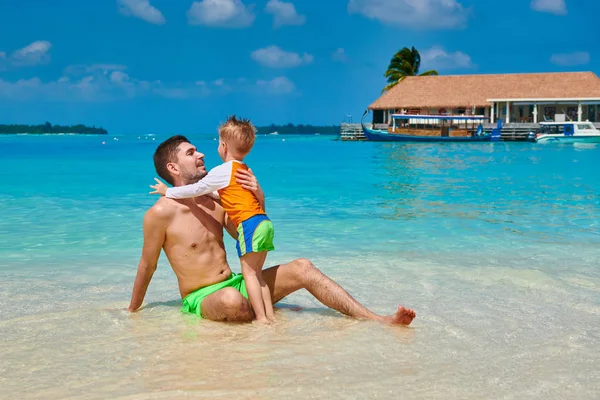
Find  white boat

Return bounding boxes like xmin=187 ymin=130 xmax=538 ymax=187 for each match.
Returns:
xmin=528 ymin=121 xmax=600 ymax=143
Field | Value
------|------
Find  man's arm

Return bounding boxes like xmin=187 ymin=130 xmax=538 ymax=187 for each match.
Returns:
xmin=223 ymin=213 xmax=238 ymax=240
xmin=127 ymin=205 xmax=169 ymax=312
xmin=235 ymin=168 xmax=265 ymax=210
xmin=165 ymin=164 xmax=230 ymax=199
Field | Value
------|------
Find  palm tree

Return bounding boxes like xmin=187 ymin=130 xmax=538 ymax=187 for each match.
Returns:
xmin=382 ymin=47 xmax=438 ymax=93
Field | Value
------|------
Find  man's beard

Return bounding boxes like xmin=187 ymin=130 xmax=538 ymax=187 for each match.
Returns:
xmin=182 ymin=169 xmax=207 ymax=185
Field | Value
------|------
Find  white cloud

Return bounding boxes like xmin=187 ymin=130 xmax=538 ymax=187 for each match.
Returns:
xmin=9 ymin=41 xmax=52 ymax=67
xmin=331 ymin=48 xmax=349 ymax=62
xmin=347 ymin=0 xmax=468 ymax=30
xmin=0 ymin=65 xmax=208 ymax=101
xmin=421 ymin=46 xmax=473 ymax=70
xmin=0 ymin=64 xmax=295 ymax=101
xmin=117 ymin=0 xmax=166 ymax=25
xmin=550 ymin=51 xmax=590 ymax=66
xmin=531 ymin=0 xmax=567 ymax=15
xmin=256 ymin=77 xmax=295 ymax=94
xmin=110 ymin=70 xmax=130 ymax=84
xmin=265 ymin=0 xmax=306 ymax=28
xmin=187 ymin=0 xmax=255 ymax=28
xmin=251 ymin=46 xmax=313 ymax=68
xmin=153 ymin=87 xmax=206 ymax=99
xmin=64 ymin=64 xmax=128 ymax=76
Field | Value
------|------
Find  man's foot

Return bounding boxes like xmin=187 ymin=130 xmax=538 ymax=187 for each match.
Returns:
xmin=253 ymin=317 xmax=271 ymax=325
xmin=383 ymin=306 xmax=416 ymax=325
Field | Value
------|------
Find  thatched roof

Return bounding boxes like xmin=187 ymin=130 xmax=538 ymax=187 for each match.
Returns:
xmin=368 ymin=72 xmax=600 ymax=110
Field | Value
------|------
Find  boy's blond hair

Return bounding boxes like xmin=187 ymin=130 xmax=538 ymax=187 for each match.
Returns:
xmin=219 ymin=115 xmax=256 ymax=156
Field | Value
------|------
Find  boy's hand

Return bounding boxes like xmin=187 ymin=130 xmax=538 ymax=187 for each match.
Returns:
xmin=149 ymin=178 xmax=168 ymax=196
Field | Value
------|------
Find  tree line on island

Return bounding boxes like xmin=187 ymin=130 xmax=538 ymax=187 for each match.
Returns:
xmin=255 ymin=123 xmax=340 ymax=135
xmin=0 ymin=122 xmax=107 ymax=135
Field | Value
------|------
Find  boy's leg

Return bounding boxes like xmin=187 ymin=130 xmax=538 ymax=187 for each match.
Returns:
xmin=240 ymin=251 xmax=272 ymax=322
xmin=262 ymin=258 xmax=416 ymax=325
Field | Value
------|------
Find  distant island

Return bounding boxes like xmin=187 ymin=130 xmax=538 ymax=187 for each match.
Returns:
xmin=255 ymin=123 xmax=339 ymax=135
xmin=0 ymin=122 xmax=107 ymax=135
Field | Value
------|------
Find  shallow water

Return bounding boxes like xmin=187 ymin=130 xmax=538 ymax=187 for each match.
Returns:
xmin=1 ymin=134 xmax=599 ymax=399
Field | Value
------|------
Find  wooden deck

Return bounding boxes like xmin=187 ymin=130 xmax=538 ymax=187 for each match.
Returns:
xmin=340 ymin=123 xmax=367 ymax=141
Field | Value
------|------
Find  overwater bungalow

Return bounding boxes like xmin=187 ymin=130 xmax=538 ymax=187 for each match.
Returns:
xmin=368 ymin=72 xmax=600 ymax=127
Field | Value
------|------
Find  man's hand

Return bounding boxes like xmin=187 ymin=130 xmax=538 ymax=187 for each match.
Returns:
xmin=235 ymin=168 xmax=258 ymax=192
xmin=149 ymin=178 xmax=168 ymax=196
xmin=235 ymin=168 xmax=265 ymax=210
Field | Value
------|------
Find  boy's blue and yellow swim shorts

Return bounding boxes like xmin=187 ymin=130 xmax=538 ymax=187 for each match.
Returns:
xmin=235 ymin=214 xmax=275 ymax=258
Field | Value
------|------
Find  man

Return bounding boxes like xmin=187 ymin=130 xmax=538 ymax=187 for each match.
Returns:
xmin=128 ymin=134 xmax=416 ymax=325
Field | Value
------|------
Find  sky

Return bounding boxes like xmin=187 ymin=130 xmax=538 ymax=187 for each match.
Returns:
xmin=0 ymin=0 xmax=598 ymax=134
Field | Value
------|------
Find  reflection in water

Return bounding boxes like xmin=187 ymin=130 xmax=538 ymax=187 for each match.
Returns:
xmin=373 ymin=143 xmax=600 ymax=247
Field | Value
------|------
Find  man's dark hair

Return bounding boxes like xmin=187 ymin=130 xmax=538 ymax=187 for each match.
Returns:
xmin=153 ymin=135 xmax=190 ymax=185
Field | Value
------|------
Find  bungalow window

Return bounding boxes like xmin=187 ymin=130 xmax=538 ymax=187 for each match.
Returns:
xmin=372 ymin=110 xmax=385 ymax=124
xmin=588 ymin=105 xmax=597 ymax=122
xmin=544 ymin=107 xmax=556 ymax=120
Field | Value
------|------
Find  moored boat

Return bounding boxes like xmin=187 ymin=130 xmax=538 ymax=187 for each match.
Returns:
xmin=361 ymin=110 xmax=501 ymax=142
xmin=526 ymin=121 xmax=600 ymax=143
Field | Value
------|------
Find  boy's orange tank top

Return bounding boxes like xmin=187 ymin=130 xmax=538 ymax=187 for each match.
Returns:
xmin=218 ymin=162 xmax=265 ymax=226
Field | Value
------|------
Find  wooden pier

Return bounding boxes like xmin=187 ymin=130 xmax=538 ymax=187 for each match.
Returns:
xmin=340 ymin=123 xmax=367 ymax=141
xmin=483 ymin=123 xmax=536 ymax=141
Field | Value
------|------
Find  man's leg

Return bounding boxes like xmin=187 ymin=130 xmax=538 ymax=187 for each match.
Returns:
xmin=200 ymin=287 xmax=254 ymax=322
xmin=262 ymin=258 xmax=416 ymax=325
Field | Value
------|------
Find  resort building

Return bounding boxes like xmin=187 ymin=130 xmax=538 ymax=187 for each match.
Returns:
xmin=368 ymin=72 xmax=600 ymax=125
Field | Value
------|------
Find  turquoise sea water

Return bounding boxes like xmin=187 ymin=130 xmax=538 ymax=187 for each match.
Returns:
xmin=1 ymin=133 xmax=599 ymax=399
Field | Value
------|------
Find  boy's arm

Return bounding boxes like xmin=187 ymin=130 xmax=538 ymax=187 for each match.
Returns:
xmin=165 ymin=164 xmax=231 ymax=199
xmin=235 ymin=167 xmax=265 ymax=210
xmin=128 ymin=205 xmax=169 ymax=312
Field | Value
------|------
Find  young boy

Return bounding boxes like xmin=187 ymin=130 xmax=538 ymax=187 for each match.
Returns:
xmin=149 ymin=116 xmax=275 ymax=323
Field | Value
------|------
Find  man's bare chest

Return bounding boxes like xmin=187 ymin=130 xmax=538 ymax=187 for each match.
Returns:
xmin=168 ymin=204 xmax=224 ymax=244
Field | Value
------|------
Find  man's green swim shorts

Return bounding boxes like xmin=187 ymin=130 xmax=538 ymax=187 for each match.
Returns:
xmin=181 ymin=273 xmax=248 ymax=318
